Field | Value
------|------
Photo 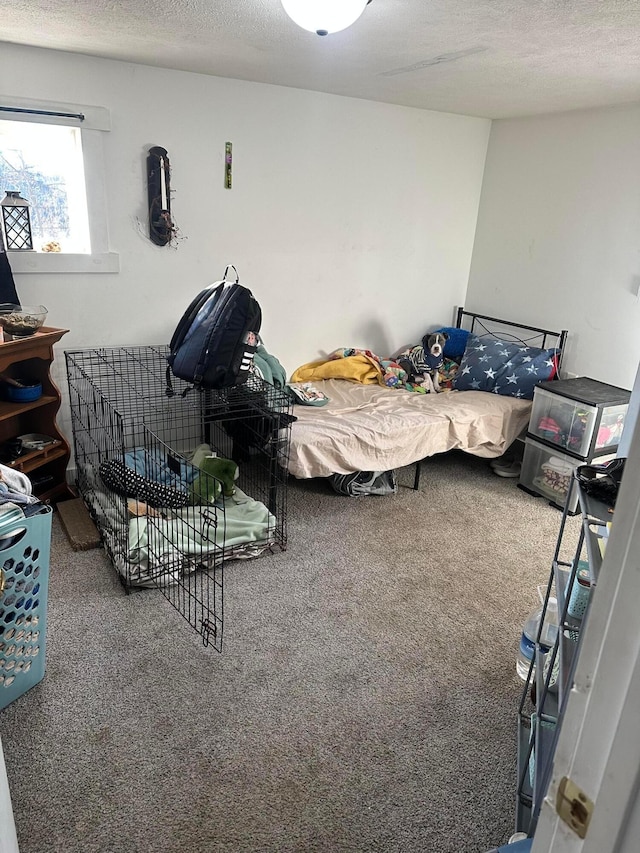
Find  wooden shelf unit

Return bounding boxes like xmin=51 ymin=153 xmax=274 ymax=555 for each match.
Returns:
xmin=0 ymin=326 xmax=71 ymax=503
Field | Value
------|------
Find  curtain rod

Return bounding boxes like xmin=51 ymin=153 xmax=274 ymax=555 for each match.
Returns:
xmin=0 ymin=106 xmax=85 ymax=121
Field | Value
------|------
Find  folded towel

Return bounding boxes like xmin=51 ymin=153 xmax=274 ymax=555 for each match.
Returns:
xmin=542 ymin=456 xmax=574 ymax=475
xmin=0 ymin=463 xmax=35 ymax=499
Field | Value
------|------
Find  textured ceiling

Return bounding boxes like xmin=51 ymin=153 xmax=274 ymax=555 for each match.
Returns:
xmin=2 ymin=0 xmax=640 ymax=118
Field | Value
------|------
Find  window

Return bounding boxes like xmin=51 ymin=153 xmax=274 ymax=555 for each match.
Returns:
xmin=0 ymin=97 xmax=118 ymax=274
xmin=0 ymin=119 xmax=91 ymax=254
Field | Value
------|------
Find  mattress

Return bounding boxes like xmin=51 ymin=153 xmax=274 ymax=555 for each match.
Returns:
xmin=287 ymin=379 xmax=532 ymax=479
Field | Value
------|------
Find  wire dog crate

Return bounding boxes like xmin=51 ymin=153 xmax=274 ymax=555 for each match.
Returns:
xmin=65 ymin=345 xmax=292 ymax=650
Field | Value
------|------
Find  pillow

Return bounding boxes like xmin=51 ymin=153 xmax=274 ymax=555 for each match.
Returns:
xmin=452 ymin=333 xmax=558 ymax=399
xmin=434 ymin=326 xmax=470 ymax=359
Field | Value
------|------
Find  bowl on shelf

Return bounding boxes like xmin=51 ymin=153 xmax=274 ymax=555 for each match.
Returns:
xmin=17 ymin=433 xmax=59 ymax=450
xmin=0 ymin=304 xmax=48 ymax=338
xmin=1 ymin=378 xmax=43 ymax=403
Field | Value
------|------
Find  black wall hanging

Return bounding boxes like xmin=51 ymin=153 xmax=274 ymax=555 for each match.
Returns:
xmin=147 ymin=146 xmax=174 ymax=246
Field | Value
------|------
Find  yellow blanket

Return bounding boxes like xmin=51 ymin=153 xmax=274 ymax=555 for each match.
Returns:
xmin=290 ymin=354 xmax=383 ymax=385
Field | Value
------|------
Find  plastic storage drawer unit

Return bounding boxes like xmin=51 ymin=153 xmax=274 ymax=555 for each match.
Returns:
xmin=519 ymin=437 xmax=614 ymax=514
xmin=0 ymin=504 xmax=52 ymax=710
xmin=528 ymin=378 xmax=629 ymax=459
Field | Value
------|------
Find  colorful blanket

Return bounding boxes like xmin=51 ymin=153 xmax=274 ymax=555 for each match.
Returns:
xmin=290 ymin=348 xmax=459 ymax=393
xmin=290 ymin=348 xmax=406 ymax=388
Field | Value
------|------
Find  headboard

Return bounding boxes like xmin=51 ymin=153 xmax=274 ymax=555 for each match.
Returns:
xmin=455 ymin=308 xmax=568 ymax=376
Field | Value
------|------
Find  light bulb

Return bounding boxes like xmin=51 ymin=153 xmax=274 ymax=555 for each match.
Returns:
xmin=281 ymin=0 xmax=369 ymax=36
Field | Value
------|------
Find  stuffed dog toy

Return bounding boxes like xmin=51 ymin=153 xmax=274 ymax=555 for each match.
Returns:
xmin=398 ymin=331 xmax=449 ymax=392
xmin=190 ymin=455 xmax=239 ymax=504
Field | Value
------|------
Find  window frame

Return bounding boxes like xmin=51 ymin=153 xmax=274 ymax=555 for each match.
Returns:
xmin=0 ymin=94 xmax=119 ymax=274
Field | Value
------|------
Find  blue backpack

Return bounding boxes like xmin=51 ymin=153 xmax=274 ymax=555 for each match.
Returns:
xmin=166 ymin=265 xmax=262 ymax=395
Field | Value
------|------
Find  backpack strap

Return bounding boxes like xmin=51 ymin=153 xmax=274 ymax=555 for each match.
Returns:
xmin=165 ymin=365 xmax=195 ymax=398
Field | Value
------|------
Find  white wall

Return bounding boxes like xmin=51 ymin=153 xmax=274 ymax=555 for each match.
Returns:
xmin=0 ymin=43 xmax=490 ymax=381
xmin=466 ymin=103 xmax=640 ymax=390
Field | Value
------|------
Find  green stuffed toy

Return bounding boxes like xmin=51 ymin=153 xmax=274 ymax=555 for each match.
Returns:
xmin=190 ymin=455 xmax=239 ymax=505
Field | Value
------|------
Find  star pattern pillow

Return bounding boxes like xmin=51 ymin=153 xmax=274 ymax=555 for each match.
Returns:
xmin=452 ymin=334 xmax=558 ymax=399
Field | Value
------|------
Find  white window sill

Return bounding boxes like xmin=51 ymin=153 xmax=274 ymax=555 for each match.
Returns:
xmin=7 ymin=251 xmax=120 ymax=274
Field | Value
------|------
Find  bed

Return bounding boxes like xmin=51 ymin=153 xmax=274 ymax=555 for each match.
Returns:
xmin=286 ymin=309 xmax=568 ymax=485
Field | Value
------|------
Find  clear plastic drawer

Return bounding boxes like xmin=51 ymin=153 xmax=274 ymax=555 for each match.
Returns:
xmin=529 ymin=383 xmax=628 ymax=459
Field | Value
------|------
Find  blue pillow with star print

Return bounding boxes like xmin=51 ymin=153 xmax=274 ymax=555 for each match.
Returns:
xmin=452 ymin=334 xmax=558 ymax=399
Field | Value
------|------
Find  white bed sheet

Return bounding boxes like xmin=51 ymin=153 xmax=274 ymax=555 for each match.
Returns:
xmin=287 ymin=379 xmax=532 ymax=479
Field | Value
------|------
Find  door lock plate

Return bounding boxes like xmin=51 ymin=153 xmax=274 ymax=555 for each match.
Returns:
xmin=556 ymin=776 xmax=594 ymax=839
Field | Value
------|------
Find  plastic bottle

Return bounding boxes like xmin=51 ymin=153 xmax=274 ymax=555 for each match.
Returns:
xmin=516 ymin=585 xmax=559 ymax=681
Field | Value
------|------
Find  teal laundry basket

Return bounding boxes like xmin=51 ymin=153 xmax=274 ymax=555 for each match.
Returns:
xmin=0 ymin=504 xmax=52 ymax=710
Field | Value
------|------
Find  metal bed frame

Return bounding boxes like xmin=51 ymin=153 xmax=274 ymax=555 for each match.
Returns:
xmin=412 ymin=308 xmax=569 ymax=490
xmin=455 ymin=308 xmax=568 ymax=375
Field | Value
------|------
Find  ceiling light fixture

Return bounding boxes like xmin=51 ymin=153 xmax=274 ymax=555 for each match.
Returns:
xmin=281 ymin=0 xmax=371 ymax=37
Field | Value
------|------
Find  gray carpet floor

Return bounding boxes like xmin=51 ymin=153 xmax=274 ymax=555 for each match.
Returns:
xmin=0 ymin=453 xmax=577 ymax=853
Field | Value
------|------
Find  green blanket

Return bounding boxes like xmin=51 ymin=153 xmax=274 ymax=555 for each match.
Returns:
xmin=127 ymin=487 xmax=275 ymax=584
